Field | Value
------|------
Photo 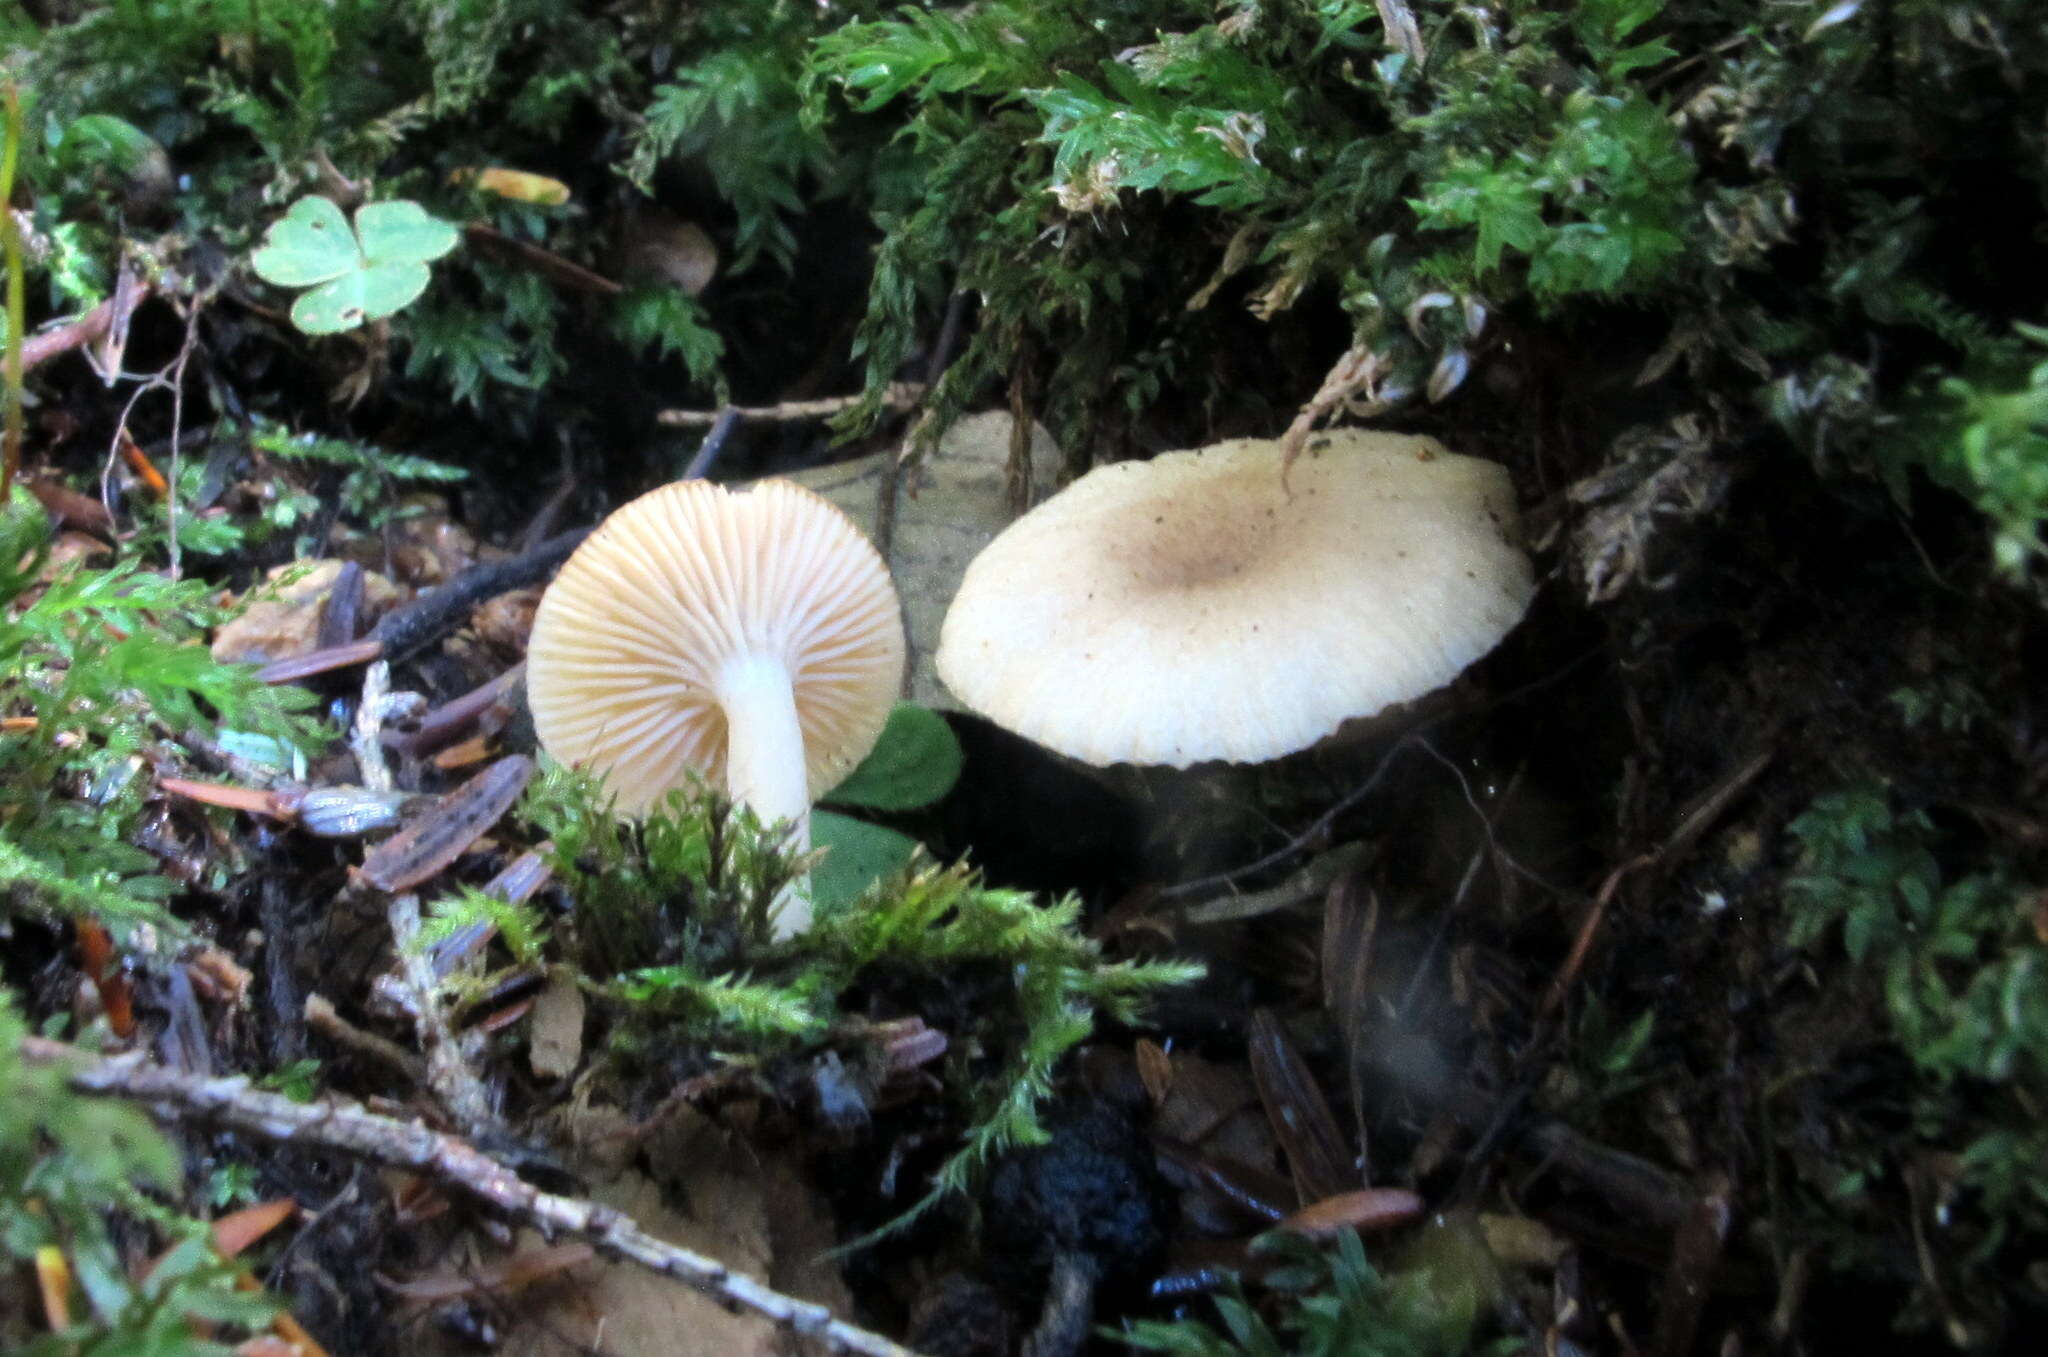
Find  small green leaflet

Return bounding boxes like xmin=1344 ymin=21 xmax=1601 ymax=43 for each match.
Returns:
xmin=823 ymin=702 xmax=963 ymax=812
xmin=810 ymin=811 xmax=922 ymax=912
xmin=806 ymin=704 xmax=963 ymax=909
xmin=250 ymin=196 xmax=460 ymax=335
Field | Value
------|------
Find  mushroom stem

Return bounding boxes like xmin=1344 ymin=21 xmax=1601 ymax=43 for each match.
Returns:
xmin=714 ymin=651 xmax=814 ymax=937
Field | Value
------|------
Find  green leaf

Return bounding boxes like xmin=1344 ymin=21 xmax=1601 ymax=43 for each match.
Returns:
xmin=353 ymin=199 xmax=462 ymax=268
xmin=823 ymin=702 xmax=963 ymax=811
xmin=251 ymin=196 xmax=460 ymax=335
xmin=810 ymin=809 xmax=919 ymax=911
xmin=250 ymin=195 xmax=357 ymax=286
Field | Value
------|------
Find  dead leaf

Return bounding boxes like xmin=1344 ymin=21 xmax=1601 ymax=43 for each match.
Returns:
xmin=1477 ymin=1213 xmax=1568 ymax=1270
xmin=1248 ymin=1007 xmax=1354 ymax=1205
xmin=212 ymin=560 xmax=402 ymax=667
xmin=527 ymin=969 xmax=585 ymax=1079
xmin=210 ymin=1199 xmax=299 ymax=1259
xmin=1134 ymin=1038 xmax=1173 ymax=1107
xmin=384 ymin=1243 xmax=595 ymax=1304
xmin=451 ymin=167 xmax=572 ymax=206
xmin=24 ymin=477 xmax=114 ymax=535
xmin=1273 ymin=1187 xmax=1425 ymax=1241
xmin=1152 ymin=1050 xmax=1258 ymax=1148
xmin=471 ymin=587 xmax=539 ymax=655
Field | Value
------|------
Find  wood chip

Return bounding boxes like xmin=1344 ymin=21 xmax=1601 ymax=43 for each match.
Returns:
xmin=527 ymin=969 xmax=585 ymax=1079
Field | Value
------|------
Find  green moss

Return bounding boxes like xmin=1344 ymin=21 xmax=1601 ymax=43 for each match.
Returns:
xmin=0 ymin=490 xmax=321 ymax=935
xmin=0 ymin=997 xmax=278 ymax=1355
xmin=1782 ymin=785 xmax=2048 ymax=1324
xmin=422 ymin=761 xmax=1201 ymax=1238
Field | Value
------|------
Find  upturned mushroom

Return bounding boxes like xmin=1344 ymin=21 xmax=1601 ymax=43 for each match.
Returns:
xmin=525 ymin=478 xmax=905 ymax=936
xmin=935 ymin=430 xmax=1534 ymax=767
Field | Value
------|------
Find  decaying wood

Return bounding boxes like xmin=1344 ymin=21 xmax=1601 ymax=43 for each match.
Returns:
xmin=16 ymin=1036 xmax=926 ymax=1357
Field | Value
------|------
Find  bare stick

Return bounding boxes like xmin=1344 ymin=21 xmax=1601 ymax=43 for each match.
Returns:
xmin=656 ymin=383 xmax=925 ymax=428
xmin=19 ymin=279 xmax=153 ymax=373
xmin=387 ymin=893 xmax=497 ymax=1136
xmin=463 ymin=222 xmax=623 ymax=297
xmin=681 ymin=407 xmax=741 ymax=480
xmin=369 ymin=527 xmax=589 ymax=663
xmin=1157 ymin=734 xmax=1420 ymax=901
xmin=303 ymin=993 xmax=424 ymax=1082
xmin=18 ymin=1037 xmax=927 ymax=1357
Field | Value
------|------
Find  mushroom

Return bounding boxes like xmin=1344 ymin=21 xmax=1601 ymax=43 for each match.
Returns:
xmin=525 ymin=478 xmax=905 ymax=936
xmin=935 ymin=430 xmax=1534 ymax=767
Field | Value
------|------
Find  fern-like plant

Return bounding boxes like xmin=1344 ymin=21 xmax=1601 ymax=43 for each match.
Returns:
xmin=1 ymin=998 xmax=279 ymax=1354
xmin=0 ymin=489 xmax=319 ymax=934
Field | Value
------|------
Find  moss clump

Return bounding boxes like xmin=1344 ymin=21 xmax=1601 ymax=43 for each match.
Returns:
xmin=419 ymin=761 xmax=1201 ymax=1238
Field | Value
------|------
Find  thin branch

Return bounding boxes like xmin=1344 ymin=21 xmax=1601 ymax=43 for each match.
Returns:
xmin=1157 ymin=734 xmax=1420 ymax=901
xmin=17 ymin=282 xmax=155 ymax=373
xmin=656 ymin=383 xmax=925 ymax=428
xmin=368 ymin=526 xmax=589 ymax=663
xmin=163 ymin=295 xmax=204 ymax=580
xmin=682 ymin=407 xmax=741 ymax=480
xmin=18 ymin=1037 xmax=928 ymax=1357
xmin=462 ymin=222 xmax=623 ymax=297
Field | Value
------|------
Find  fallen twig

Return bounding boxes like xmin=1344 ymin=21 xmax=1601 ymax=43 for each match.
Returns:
xmin=384 ymin=662 xmax=525 ymax=760
xmin=1537 ymin=747 xmax=1772 ymax=1021
xmin=462 ymin=222 xmax=623 ymax=297
xmin=303 ymin=993 xmax=424 ymax=1083
xmin=682 ymin=406 xmax=741 ymax=480
xmin=879 ymin=290 xmax=970 ymax=558
xmin=656 ymin=382 xmax=925 ymax=428
xmin=387 ymin=894 xmax=497 ymax=1136
xmin=20 ymin=279 xmax=153 ymax=374
xmin=1158 ymin=735 xmax=1420 ymax=901
xmin=369 ymin=527 xmax=589 ymax=663
xmin=17 ymin=1036 xmax=925 ymax=1357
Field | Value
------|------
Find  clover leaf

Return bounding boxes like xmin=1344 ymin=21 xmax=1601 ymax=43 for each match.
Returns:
xmin=250 ymin=196 xmax=460 ymax=335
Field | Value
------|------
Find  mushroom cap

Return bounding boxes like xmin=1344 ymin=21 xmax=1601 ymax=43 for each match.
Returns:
xmin=934 ymin=430 xmax=1534 ymax=768
xmin=526 ymin=478 xmax=905 ymax=814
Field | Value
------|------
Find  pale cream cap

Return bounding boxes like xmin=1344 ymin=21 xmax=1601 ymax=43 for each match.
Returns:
xmin=526 ymin=479 xmax=905 ymax=813
xmin=935 ymin=430 xmax=1534 ymax=767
